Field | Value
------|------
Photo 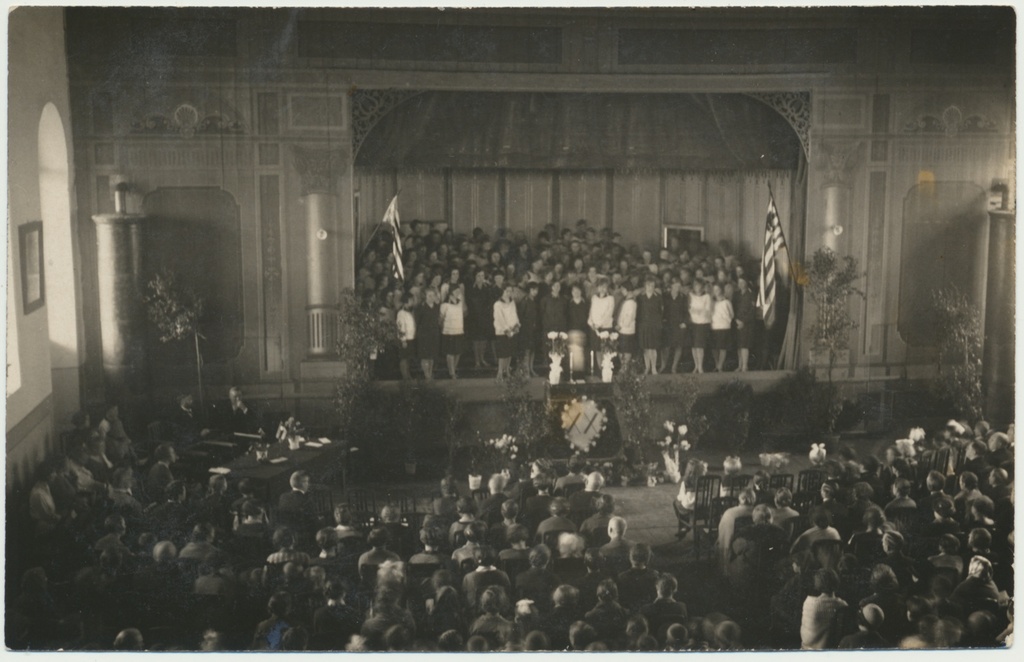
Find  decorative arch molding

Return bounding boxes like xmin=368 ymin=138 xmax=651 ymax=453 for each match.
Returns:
xmin=745 ymin=91 xmax=811 ymax=160
xmin=351 ymin=88 xmax=426 ymax=157
xmin=352 ymin=88 xmax=811 ymax=162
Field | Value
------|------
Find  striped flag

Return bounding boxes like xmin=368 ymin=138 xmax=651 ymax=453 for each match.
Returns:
xmin=381 ymin=195 xmax=404 ymax=282
xmin=755 ymin=191 xmax=789 ymax=329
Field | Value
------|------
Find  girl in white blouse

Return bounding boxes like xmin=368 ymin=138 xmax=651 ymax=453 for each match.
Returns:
xmin=439 ymin=288 xmax=466 ymax=379
xmin=396 ymin=294 xmax=417 ymax=381
xmin=710 ymin=283 xmax=735 ymax=372
xmin=493 ymin=285 xmax=520 ymax=381
xmin=688 ymin=280 xmax=712 ymax=374
xmin=616 ymin=288 xmax=637 ymax=369
xmin=587 ymin=279 xmax=615 ymax=373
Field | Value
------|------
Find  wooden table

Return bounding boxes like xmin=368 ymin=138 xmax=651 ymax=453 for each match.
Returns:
xmin=223 ymin=440 xmax=351 ymax=503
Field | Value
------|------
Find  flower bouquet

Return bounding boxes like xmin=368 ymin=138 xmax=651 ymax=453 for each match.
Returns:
xmin=547 ymin=331 xmax=569 ymax=384
xmin=485 ymin=434 xmax=520 ymax=469
xmin=596 ymin=331 xmax=619 ymax=381
xmin=657 ymin=420 xmax=692 ymax=483
xmin=758 ymin=452 xmax=791 ymax=474
xmin=808 ymin=442 xmax=827 ymax=466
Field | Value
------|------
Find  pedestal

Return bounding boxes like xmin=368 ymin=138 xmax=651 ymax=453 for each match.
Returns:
xmin=92 ymin=213 xmax=147 ymax=397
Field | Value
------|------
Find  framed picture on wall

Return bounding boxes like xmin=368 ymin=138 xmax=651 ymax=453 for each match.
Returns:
xmin=18 ymin=221 xmax=45 ymax=315
xmin=662 ymin=224 xmax=704 ymax=251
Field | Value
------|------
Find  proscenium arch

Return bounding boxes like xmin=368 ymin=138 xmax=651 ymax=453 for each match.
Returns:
xmin=352 ymin=89 xmax=810 ymax=162
xmin=37 ymin=102 xmax=82 ymax=370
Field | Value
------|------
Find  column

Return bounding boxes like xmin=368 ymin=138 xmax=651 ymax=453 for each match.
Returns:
xmin=293 ymin=146 xmax=344 ymax=358
xmin=92 ymin=213 xmax=146 ymax=397
xmin=982 ymin=208 xmax=1015 ymax=425
xmin=817 ymin=141 xmax=862 ymax=251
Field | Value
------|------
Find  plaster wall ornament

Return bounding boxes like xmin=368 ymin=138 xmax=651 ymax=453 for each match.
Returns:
xmin=292 ymin=146 xmax=346 ymax=196
xmin=817 ymin=140 xmax=863 ymax=188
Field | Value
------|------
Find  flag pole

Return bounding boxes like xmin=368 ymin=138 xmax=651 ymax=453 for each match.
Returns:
xmin=357 ymin=190 xmax=401 ymax=262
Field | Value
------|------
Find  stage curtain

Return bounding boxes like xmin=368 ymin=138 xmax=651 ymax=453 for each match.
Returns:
xmin=357 ymin=92 xmax=800 ymax=172
xmin=777 ymin=148 xmax=808 ymax=370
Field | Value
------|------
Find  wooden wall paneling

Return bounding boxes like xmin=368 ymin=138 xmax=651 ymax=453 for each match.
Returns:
xmin=505 ymin=171 xmax=553 ymax=238
xmin=397 ymin=170 xmax=447 ymax=222
xmin=682 ymin=174 xmax=704 ymax=228
xmin=558 ymin=171 xmax=608 ymax=228
xmin=611 ymin=171 xmax=661 ymax=249
xmin=452 ymin=170 xmax=503 ymax=234
xmin=355 ymin=168 xmax=398 ymax=246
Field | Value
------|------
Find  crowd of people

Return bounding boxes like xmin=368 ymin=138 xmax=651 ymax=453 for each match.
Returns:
xmin=8 ymin=402 xmax=1014 ymax=651
xmin=359 ymin=219 xmax=768 ymax=381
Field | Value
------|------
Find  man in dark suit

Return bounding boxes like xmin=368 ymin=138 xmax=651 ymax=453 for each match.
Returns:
xmin=277 ymin=471 xmax=319 ymax=545
xmin=226 ymin=386 xmax=261 ymax=436
xmin=170 ymin=393 xmax=209 ymax=446
xmin=145 ymin=444 xmax=177 ymax=504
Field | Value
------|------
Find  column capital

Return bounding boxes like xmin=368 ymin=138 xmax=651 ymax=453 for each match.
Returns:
xmin=292 ymin=146 xmax=346 ymax=196
xmin=817 ymin=140 xmax=862 ymax=188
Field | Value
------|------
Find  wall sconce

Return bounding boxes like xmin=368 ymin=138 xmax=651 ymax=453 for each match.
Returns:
xmin=316 ymin=228 xmax=328 ymax=241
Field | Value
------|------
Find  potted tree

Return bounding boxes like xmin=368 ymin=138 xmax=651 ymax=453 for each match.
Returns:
xmin=803 ymin=247 xmax=864 ymax=446
xmin=930 ymin=287 xmax=983 ymax=422
xmin=144 ymin=271 xmax=206 ymax=409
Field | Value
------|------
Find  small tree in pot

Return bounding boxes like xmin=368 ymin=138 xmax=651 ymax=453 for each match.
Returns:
xmin=803 ymin=247 xmax=864 ymax=436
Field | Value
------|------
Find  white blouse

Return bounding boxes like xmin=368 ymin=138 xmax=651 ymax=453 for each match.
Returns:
xmin=588 ymin=294 xmax=615 ymax=330
xmin=493 ymin=299 xmax=520 ymax=336
xmin=617 ymin=299 xmax=637 ymax=335
xmin=440 ymin=301 xmax=465 ymax=335
xmin=711 ymin=299 xmax=735 ymax=330
xmin=396 ymin=309 xmax=416 ymax=341
xmin=688 ymin=292 xmax=712 ymax=325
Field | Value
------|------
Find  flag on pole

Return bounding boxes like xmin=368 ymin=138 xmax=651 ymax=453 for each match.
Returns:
xmin=381 ymin=195 xmax=404 ymax=282
xmin=755 ymin=190 xmax=789 ymax=329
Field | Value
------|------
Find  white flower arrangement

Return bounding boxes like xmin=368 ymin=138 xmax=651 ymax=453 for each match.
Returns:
xmin=894 ymin=438 xmax=916 ymax=458
xmin=946 ymin=419 xmax=966 ymax=435
xmin=547 ymin=331 xmax=569 ymax=355
xmin=758 ymin=452 xmax=791 ymax=473
xmin=485 ymin=434 xmax=520 ymax=461
xmin=808 ymin=443 xmax=827 ymax=466
xmin=723 ymin=455 xmax=743 ymax=474
xmin=908 ymin=427 xmax=926 ymax=442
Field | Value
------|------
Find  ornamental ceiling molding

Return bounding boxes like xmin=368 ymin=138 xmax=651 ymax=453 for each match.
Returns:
xmin=745 ymin=91 xmax=811 ymax=160
xmin=129 ymin=103 xmax=245 ymax=138
xmin=292 ymin=146 xmax=346 ymax=195
xmin=901 ymin=104 xmax=999 ymax=138
xmin=351 ymin=88 xmax=426 ymax=157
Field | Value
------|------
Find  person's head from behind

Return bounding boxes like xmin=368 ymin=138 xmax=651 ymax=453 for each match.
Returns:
xmin=656 ymin=574 xmax=678 ymax=600
xmin=774 ymin=487 xmax=793 ymax=509
xmin=810 ymin=506 xmax=832 ymax=530
xmin=585 ymin=471 xmax=605 ymax=491
xmin=666 ymin=623 xmax=689 ymax=649
xmin=480 ymin=587 xmax=502 ymax=615
xmin=488 ymin=472 xmax=508 ymax=495
xmin=594 ymin=493 xmax=615 ymax=516
xmin=153 ymin=540 xmax=178 ymax=563
xmin=456 ymin=497 xmax=477 ymax=518
xmin=289 ymin=470 xmax=310 ymax=492
xmin=501 ymin=499 xmax=519 ymax=522
xmin=629 ymin=542 xmax=652 ymax=568
xmin=607 ymin=515 xmax=627 ymax=540
xmin=273 ymin=526 xmax=297 ymax=551
xmin=529 ymin=544 xmax=551 ymax=569
xmin=863 ymin=506 xmax=886 ymax=531
xmin=316 ymin=527 xmax=339 ymax=552
xmin=549 ymin=496 xmax=570 ymax=518
xmin=870 ymin=563 xmax=899 ymax=592
xmin=934 ymin=495 xmax=955 ymax=520
xmin=558 ymin=532 xmax=585 ymax=559
xmin=968 ymin=527 xmax=992 ymax=552
xmin=569 ymin=621 xmax=598 ymax=649
xmin=464 ymin=520 xmax=487 ymax=545
xmin=367 ymin=527 xmax=390 ymax=549
xmin=926 ymin=470 xmax=946 ymax=493
xmin=714 ymin=620 xmax=742 ymax=649
xmin=113 ymin=628 xmax=144 ymax=651
xmin=752 ymin=504 xmax=772 ymax=525
xmin=882 ymin=530 xmax=905 ymax=555
xmin=437 ymin=630 xmax=464 ymax=652
xmin=738 ymin=488 xmax=756 ymax=507
xmin=553 ymin=584 xmax=579 ymax=610
xmin=596 ymin=578 xmax=619 ymax=604
xmin=268 ymin=591 xmax=291 ymax=619
xmin=959 ymin=471 xmax=979 ymax=491
xmin=814 ymin=568 xmax=840 ymax=595
xmin=858 ymin=603 xmax=885 ymax=632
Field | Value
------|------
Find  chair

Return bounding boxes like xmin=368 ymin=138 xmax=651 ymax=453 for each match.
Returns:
xmin=309 ymin=486 xmax=334 ymax=519
xmin=471 ymin=487 xmax=489 ymax=506
xmin=768 ymin=473 xmax=794 ymax=492
xmin=358 ymin=563 xmax=380 ymax=589
xmin=797 ymin=469 xmax=827 ymax=495
xmin=408 ymin=561 xmax=443 ymax=585
xmin=722 ymin=474 xmax=752 ymax=497
xmin=347 ymin=489 xmax=377 ymax=529
xmin=732 ymin=515 xmax=754 ymax=540
xmin=790 ymin=491 xmax=819 ymax=540
xmin=558 ymin=482 xmax=585 ymax=499
xmin=704 ymin=496 xmax=738 ymax=557
xmin=691 ymin=475 xmax=722 ymax=560
xmin=387 ymin=490 xmax=414 ymax=514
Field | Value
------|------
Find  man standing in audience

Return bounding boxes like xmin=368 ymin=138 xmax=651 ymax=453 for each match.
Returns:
xmin=277 ymin=471 xmax=319 ymax=544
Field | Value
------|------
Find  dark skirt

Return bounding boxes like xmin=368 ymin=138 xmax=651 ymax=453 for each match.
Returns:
xmin=495 ymin=334 xmax=517 ymax=359
xmin=441 ymin=333 xmax=466 ymax=357
xmin=399 ymin=341 xmax=416 ymax=360
xmin=638 ymin=324 xmax=661 ymax=350
xmin=737 ymin=323 xmax=753 ymax=349
xmin=417 ymin=332 xmax=441 ymax=360
xmin=712 ymin=329 xmax=732 ymax=351
xmin=619 ymin=333 xmax=637 ymax=354
xmin=669 ymin=325 xmax=691 ymax=349
xmin=691 ymin=324 xmax=710 ymax=349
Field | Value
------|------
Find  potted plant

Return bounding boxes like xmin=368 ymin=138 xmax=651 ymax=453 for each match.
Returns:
xmin=930 ymin=287 xmax=983 ymax=422
xmin=144 ymin=271 xmax=206 ymax=409
xmin=803 ymin=247 xmax=864 ymax=444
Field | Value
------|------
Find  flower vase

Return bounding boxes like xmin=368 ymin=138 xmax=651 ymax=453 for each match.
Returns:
xmin=647 ymin=475 xmax=659 ymax=487
xmin=548 ymin=354 xmax=563 ymax=385
xmin=601 ymin=364 xmax=614 ymax=383
xmin=287 ymin=436 xmax=302 ymax=451
xmin=468 ymin=474 xmax=483 ymax=490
